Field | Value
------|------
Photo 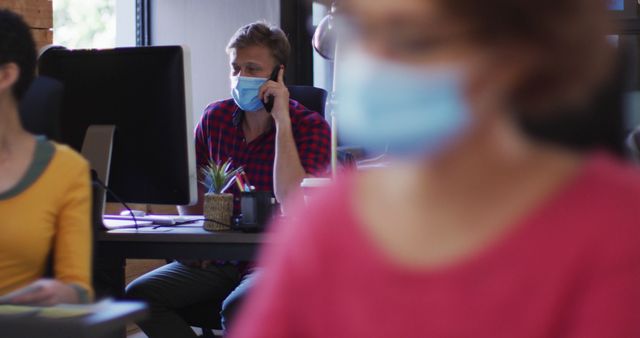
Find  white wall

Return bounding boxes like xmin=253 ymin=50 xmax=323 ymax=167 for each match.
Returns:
xmin=151 ymin=0 xmax=280 ymax=127
xmin=115 ymin=0 xmax=136 ymax=47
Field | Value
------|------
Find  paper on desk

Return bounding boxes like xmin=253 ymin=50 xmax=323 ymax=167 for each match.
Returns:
xmin=38 ymin=306 xmax=94 ymax=318
xmin=38 ymin=298 xmax=116 ymax=318
xmin=0 ymin=305 xmax=39 ymax=316
xmin=110 ymin=228 xmax=173 ymax=233
xmin=103 ymin=219 xmax=154 ymax=229
xmin=0 ymin=299 xmax=115 ymax=319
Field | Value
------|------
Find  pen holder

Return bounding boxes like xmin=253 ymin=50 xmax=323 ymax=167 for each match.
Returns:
xmin=203 ymin=193 xmax=234 ymax=231
xmin=235 ymin=191 xmax=277 ymax=232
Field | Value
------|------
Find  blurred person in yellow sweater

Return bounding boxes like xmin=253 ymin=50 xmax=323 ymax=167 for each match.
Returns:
xmin=0 ymin=9 xmax=92 ymax=305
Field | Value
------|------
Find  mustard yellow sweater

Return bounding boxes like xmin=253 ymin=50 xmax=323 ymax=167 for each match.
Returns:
xmin=0 ymin=139 xmax=92 ymax=300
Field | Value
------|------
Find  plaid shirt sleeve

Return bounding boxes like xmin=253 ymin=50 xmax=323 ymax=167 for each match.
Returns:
xmin=292 ymin=110 xmax=332 ymax=177
xmin=194 ymin=104 xmax=215 ymax=172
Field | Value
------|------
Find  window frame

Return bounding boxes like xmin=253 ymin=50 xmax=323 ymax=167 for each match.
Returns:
xmin=136 ymin=0 xmax=151 ymax=46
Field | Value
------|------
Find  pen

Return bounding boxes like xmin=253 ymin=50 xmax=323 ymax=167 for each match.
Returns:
xmin=240 ymin=171 xmax=252 ymax=188
xmin=235 ymin=173 xmax=245 ymax=192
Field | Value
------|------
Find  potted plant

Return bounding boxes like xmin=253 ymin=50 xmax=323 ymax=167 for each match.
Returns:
xmin=200 ymin=159 xmax=242 ymax=231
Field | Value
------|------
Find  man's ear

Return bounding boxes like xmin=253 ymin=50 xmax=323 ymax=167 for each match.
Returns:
xmin=0 ymin=63 xmax=20 ymax=98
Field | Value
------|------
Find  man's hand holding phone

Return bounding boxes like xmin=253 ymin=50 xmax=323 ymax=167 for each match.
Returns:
xmin=259 ymin=65 xmax=290 ymax=126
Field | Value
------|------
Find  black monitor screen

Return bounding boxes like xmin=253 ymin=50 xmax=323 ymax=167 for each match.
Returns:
xmin=39 ymin=46 xmax=197 ymax=205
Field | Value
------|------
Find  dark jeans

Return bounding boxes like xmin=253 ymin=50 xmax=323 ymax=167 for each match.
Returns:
xmin=125 ymin=262 xmax=255 ymax=338
xmin=221 ymin=271 xmax=257 ymax=331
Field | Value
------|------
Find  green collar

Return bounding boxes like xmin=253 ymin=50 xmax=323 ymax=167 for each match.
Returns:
xmin=0 ymin=136 xmax=55 ymax=200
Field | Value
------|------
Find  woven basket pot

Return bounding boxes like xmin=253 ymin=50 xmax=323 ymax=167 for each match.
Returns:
xmin=203 ymin=193 xmax=233 ymax=231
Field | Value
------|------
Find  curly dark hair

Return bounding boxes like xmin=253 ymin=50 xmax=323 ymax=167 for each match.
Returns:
xmin=226 ymin=21 xmax=291 ymax=67
xmin=0 ymin=9 xmax=37 ymax=101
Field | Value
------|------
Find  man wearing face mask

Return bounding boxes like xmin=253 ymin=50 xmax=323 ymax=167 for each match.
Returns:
xmin=125 ymin=22 xmax=331 ymax=338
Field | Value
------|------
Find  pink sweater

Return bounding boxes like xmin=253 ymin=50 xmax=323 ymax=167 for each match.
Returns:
xmin=231 ymin=153 xmax=640 ymax=338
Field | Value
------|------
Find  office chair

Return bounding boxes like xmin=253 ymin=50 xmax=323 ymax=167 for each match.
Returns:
xmin=176 ymin=85 xmax=328 ymax=337
xmin=288 ymin=85 xmax=328 ymax=117
xmin=19 ymin=76 xmax=64 ymax=141
xmin=288 ymin=85 xmax=362 ymax=165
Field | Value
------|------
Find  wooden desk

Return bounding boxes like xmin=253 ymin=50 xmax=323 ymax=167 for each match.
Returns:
xmin=1 ymin=301 xmax=148 ymax=338
xmin=94 ymin=221 xmax=263 ymax=297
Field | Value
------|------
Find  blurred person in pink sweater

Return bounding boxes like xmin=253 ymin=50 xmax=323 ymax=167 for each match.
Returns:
xmin=230 ymin=0 xmax=640 ymax=337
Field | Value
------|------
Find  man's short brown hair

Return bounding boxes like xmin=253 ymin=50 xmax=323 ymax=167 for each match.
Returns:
xmin=227 ymin=22 xmax=291 ymax=67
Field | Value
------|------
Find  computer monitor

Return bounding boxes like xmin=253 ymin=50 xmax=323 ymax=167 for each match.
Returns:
xmin=38 ymin=46 xmax=197 ymax=206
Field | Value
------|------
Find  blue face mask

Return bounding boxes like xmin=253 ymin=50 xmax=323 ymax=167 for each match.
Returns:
xmin=336 ymin=51 xmax=471 ymax=159
xmin=231 ymin=76 xmax=267 ymax=112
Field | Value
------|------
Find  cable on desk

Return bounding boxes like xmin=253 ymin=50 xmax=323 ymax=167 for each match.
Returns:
xmin=91 ymin=171 xmax=139 ymax=230
xmin=152 ymin=218 xmax=230 ymax=229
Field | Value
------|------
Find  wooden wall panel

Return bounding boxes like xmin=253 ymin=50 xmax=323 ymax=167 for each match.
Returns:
xmin=30 ymin=27 xmax=53 ymax=49
xmin=1 ymin=0 xmax=53 ymax=49
xmin=1 ymin=0 xmax=52 ymax=28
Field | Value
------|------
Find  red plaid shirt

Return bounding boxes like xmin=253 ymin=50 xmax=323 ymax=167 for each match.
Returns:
xmin=195 ymin=98 xmax=331 ymax=209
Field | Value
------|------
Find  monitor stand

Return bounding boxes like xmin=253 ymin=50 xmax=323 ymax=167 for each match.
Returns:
xmin=81 ymin=125 xmax=115 ymax=218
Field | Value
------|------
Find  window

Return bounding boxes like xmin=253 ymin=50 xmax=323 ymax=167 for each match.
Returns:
xmin=52 ymin=0 xmax=135 ymax=49
xmin=53 ymin=0 xmax=115 ymax=48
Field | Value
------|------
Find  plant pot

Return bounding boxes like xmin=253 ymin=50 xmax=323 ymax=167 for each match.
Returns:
xmin=203 ymin=193 xmax=234 ymax=231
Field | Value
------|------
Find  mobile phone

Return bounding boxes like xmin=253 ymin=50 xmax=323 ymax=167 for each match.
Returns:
xmin=264 ymin=65 xmax=282 ymax=113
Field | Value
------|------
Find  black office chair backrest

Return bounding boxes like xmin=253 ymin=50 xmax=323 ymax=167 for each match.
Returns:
xmin=19 ymin=76 xmax=64 ymax=141
xmin=287 ymin=85 xmax=328 ymax=117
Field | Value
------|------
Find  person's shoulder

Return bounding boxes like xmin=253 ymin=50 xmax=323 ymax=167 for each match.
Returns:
xmin=50 ymin=142 xmax=89 ymax=171
xmin=288 ymin=99 xmax=329 ymax=129
xmin=585 ymin=152 xmax=640 ymax=201
xmin=577 ymin=152 xmax=640 ymax=263
xmin=43 ymin=142 xmax=90 ymax=192
xmin=202 ymin=98 xmax=238 ymax=119
xmin=197 ymin=99 xmax=238 ymax=131
xmin=205 ymin=98 xmax=237 ymax=111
